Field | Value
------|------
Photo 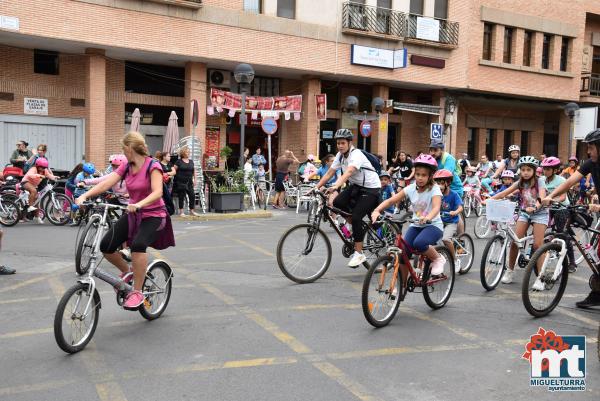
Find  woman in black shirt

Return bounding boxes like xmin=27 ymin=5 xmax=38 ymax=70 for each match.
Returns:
xmin=173 ymin=147 xmax=200 ymax=217
xmin=388 ymin=151 xmax=414 ymax=187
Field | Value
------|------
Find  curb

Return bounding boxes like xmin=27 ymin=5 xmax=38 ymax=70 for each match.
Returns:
xmin=173 ymin=210 xmax=273 ymax=222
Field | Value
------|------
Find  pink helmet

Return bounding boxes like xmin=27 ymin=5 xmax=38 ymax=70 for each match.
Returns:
xmin=568 ymin=156 xmax=578 ymax=163
xmin=541 ymin=157 xmax=561 ymax=168
xmin=501 ymin=170 xmax=515 ymax=179
xmin=111 ymin=154 xmax=127 ymax=166
xmin=413 ymin=154 xmax=438 ymax=172
xmin=536 ymin=167 xmax=543 ymax=174
xmin=35 ymin=157 xmax=48 ymax=168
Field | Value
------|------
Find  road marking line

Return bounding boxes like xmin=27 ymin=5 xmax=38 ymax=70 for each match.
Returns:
xmin=555 ymin=307 xmax=600 ymax=328
xmin=402 ymin=307 xmax=481 ymax=340
xmin=221 ymin=234 xmax=275 ymax=257
xmin=0 ymin=379 xmax=78 ymax=397
xmin=0 ymin=327 xmax=53 ymax=339
xmin=568 ymin=274 xmax=588 ymax=283
xmin=327 ymin=343 xmax=483 ymax=360
xmin=48 ymin=277 xmax=129 ymax=401
xmin=0 ymin=275 xmax=48 ymax=293
xmin=0 ymin=295 xmax=52 ymax=305
xmin=312 ymin=362 xmax=384 ymax=401
xmin=181 ymin=258 xmax=273 ymax=267
xmin=184 ymin=245 xmax=238 ymax=250
xmin=264 ymin=303 xmax=360 ymax=312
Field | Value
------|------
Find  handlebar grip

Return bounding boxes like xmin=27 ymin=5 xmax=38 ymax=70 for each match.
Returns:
xmin=71 ymin=204 xmax=79 ymax=211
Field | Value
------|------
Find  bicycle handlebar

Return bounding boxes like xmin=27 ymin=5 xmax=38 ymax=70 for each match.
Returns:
xmin=72 ymin=198 xmax=128 ymax=211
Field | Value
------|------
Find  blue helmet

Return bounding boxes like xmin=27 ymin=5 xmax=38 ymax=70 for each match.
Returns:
xmin=83 ymin=162 xmax=95 ymax=175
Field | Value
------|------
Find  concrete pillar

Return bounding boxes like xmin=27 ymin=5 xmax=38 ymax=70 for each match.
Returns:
xmin=550 ymin=35 xmax=562 ymax=71
xmin=513 ymin=29 xmax=524 ymax=65
xmin=184 ymin=62 xmax=207 ymax=152
xmin=492 ymin=25 xmax=505 ymax=63
xmin=494 ymin=129 xmax=505 ymax=160
xmin=532 ymin=32 xmax=544 ymax=69
xmin=300 ymin=77 xmax=321 ymax=158
xmin=371 ymin=85 xmax=390 ymax=160
xmin=477 ymin=128 xmax=487 ymax=160
xmin=85 ymin=48 xmax=106 ymax=168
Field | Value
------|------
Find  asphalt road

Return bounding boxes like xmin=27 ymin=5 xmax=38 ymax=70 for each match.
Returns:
xmin=0 ymin=210 xmax=598 ymax=401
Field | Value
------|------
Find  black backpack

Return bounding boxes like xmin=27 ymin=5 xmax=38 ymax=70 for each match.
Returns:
xmin=122 ymin=160 xmax=175 ymax=216
xmin=338 ymin=149 xmax=382 ymax=175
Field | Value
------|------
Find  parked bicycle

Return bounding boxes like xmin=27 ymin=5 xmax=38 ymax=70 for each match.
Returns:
xmin=276 ymin=191 xmax=399 ymax=283
xmin=361 ymin=215 xmax=455 ymax=327
xmin=521 ymin=204 xmax=600 ymax=317
xmin=54 ymin=201 xmax=173 ymax=353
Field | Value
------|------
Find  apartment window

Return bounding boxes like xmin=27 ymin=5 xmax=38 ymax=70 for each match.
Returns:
xmin=482 ymin=23 xmax=493 ymax=61
xmin=523 ymin=31 xmax=533 ymax=67
xmin=410 ymin=0 xmax=424 ymax=15
xmin=504 ymin=130 xmax=513 ymax=157
xmin=434 ymin=0 xmax=448 ymax=19
xmin=34 ymin=49 xmax=59 ymax=75
xmin=521 ymin=131 xmax=530 ymax=155
xmin=377 ymin=0 xmax=391 ymax=8
xmin=541 ymin=34 xmax=551 ymax=69
xmin=467 ymin=128 xmax=477 ymax=160
xmin=503 ymin=27 xmax=513 ymax=64
xmin=243 ymin=0 xmax=261 ymax=13
xmin=560 ymin=37 xmax=569 ymax=72
xmin=485 ymin=129 xmax=495 ymax=159
xmin=277 ymin=0 xmax=295 ymax=19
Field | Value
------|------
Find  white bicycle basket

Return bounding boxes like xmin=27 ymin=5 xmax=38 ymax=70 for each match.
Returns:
xmin=485 ymin=199 xmax=516 ymax=223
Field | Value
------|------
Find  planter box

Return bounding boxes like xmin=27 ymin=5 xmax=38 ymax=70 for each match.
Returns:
xmin=210 ymin=192 xmax=244 ymax=213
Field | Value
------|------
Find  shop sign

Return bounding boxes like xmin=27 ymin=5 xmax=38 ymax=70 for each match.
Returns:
xmin=574 ymin=108 xmax=598 ymax=139
xmin=205 ymin=126 xmax=220 ymax=169
xmin=24 ymin=98 xmax=48 ymax=115
xmin=322 ymin=130 xmax=333 ymax=139
xmin=416 ymin=17 xmax=440 ymax=42
xmin=351 ymin=45 xmax=407 ymax=69
xmin=0 ymin=15 xmax=19 ymax=31
xmin=316 ymin=94 xmax=327 ymax=121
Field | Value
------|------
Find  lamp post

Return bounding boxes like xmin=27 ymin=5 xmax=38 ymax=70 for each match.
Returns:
xmin=564 ymin=102 xmax=579 ymax=159
xmin=234 ymin=63 xmax=255 ymax=168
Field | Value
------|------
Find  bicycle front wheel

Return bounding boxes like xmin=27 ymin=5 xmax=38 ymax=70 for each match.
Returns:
xmin=54 ymin=282 xmax=100 ymax=354
xmin=521 ymin=242 xmax=569 ymax=317
xmin=276 ymin=224 xmax=332 ymax=283
xmin=139 ymin=261 xmax=173 ymax=320
xmin=480 ymin=235 xmax=507 ymax=291
xmin=45 ymin=193 xmax=72 ymax=225
xmin=474 ymin=216 xmax=492 ymax=239
xmin=362 ymin=255 xmax=402 ymax=328
xmin=0 ymin=199 xmax=19 ymax=227
xmin=75 ymin=215 xmax=102 ymax=275
xmin=456 ymin=233 xmax=475 ymax=274
xmin=422 ymin=246 xmax=455 ymax=309
xmin=464 ymin=196 xmax=472 ymax=217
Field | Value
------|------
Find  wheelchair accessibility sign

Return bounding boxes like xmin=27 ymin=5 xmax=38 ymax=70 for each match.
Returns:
xmin=430 ymin=123 xmax=443 ymax=140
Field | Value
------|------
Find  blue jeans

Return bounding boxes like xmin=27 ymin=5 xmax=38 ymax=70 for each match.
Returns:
xmin=481 ymin=177 xmax=493 ymax=192
xmin=404 ymin=225 xmax=443 ymax=253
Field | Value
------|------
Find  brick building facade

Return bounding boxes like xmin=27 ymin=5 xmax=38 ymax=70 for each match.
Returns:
xmin=1 ymin=0 xmax=599 ymax=171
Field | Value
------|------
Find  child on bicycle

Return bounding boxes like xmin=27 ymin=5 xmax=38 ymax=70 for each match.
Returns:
xmin=71 ymin=162 xmax=96 ymax=226
xmin=488 ymin=156 xmax=548 ymax=287
xmin=372 ymin=154 xmax=446 ymax=276
xmin=379 ymin=172 xmax=395 ymax=214
xmin=434 ymin=169 xmax=463 ymax=272
xmin=540 ymin=157 xmax=576 ymax=273
xmin=21 ymin=157 xmax=59 ymax=224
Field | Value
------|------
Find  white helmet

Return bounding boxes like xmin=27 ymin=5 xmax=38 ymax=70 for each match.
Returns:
xmin=508 ymin=144 xmax=520 ymax=153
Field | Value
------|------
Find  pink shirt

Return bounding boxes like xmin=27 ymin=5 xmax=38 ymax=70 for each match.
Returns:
xmin=115 ymin=157 xmax=165 ymax=218
xmin=21 ymin=167 xmax=57 ymax=187
xmin=84 ymin=174 xmax=129 ymax=198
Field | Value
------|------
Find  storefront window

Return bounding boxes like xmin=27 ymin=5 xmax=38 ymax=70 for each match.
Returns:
xmin=321 ymin=81 xmax=339 ymax=110
xmin=277 ymin=0 xmax=295 ymax=19
xmin=34 ymin=49 xmax=59 ymax=75
xmin=521 ymin=131 xmax=530 ymax=155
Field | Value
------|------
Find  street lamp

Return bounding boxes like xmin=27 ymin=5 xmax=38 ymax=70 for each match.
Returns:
xmin=372 ymin=97 xmax=384 ymax=114
xmin=234 ymin=63 xmax=255 ymax=168
xmin=564 ymin=102 xmax=579 ymax=159
xmin=344 ymin=96 xmax=358 ymax=113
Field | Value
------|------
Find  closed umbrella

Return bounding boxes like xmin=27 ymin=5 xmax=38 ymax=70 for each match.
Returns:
xmin=130 ymin=108 xmax=141 ymax=132
xmin=163 ymin=111 xmax=179 ymax=153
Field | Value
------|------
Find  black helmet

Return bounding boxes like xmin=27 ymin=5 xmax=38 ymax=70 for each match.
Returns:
xmin=429 ymin=140 xmax=445 ymax=150
xmin=582 ymin=128 xmax=600 ymax=144
xmin=334 ymin=128 xmax=353 ymax=140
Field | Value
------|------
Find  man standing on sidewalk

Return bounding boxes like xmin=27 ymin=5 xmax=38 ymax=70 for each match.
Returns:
xmin=273 ymin=150 xmax=299 ymax=209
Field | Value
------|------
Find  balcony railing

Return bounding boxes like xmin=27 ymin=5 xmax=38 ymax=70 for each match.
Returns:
xmin=342 ymin=2 xmax=405 ymax=37
xmin=581 ymin=73 xmax=600 ymax=97
xmin=342 ymin=2 xmax=459 ymax=47
xmin=143 ymin=0 xmax=202 ymax=9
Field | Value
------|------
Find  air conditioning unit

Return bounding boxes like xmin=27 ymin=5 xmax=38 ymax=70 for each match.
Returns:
xmin=208 ymin=69 xmax=231 ymax=89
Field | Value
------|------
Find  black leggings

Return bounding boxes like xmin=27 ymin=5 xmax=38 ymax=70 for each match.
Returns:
xmin=100 ymin=214 xmax=162 ymax=253
xmin=176 ymin=182 xmax=195 ymax=210
xmin=333 ymin=186 xmax=380 ymax=242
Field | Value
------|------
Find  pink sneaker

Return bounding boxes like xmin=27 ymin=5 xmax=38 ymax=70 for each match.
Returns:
xmin=114 ymin=270 xmax=133 ymax=293
xmin=123 ymin=290 xmax=144 ymax=310
xmin=430 ymin=255 xmax=447 ymax=276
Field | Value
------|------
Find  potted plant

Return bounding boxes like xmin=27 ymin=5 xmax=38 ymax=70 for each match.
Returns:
xmin=208 ymin=169 xmax=248 ymax=213
xmin=220 ymin=146 xmax=233 ymax=170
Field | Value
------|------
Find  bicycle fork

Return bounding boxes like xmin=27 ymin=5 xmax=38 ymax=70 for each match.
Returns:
xmin=541 ymin=238 xmax=568 ymax=281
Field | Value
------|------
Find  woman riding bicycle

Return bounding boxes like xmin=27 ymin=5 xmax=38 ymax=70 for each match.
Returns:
xmin=76 ymin=132 xmax=175 ymax=310
xmin=371 ymin=154 xmax=447 ymax=276
xmin=21 ymin=157 xmax=59 ymax=224
xmin=484 ymin=144 xmax=521 ymax=192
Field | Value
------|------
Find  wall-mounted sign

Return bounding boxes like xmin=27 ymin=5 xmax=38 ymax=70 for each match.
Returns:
xmin=24 ymin=98 xmax=48 ymax=115
xmin=322 ymin=130 xmax=333 ymax=139
xmin=411 ymin=55 xmax=445 ymax=69
xmin=416 ymin=16 xmax=440 ymax=42
xmin=351 ymin=45 xmax=407 ymax=69
xmin=316 ymin=94 xmax=327 ymax=121
xmin=0 ymin=15 xmax=19 ymax=31
xmin=430 ymin=123 xmax=444 ymax=140
xmin=574 ymin=107 xmax=598 ymax=140
xmin=205 ymin=126 xmax=220 ymax=169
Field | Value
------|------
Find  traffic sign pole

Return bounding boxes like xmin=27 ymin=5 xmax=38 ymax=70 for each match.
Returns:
xmin=261 ymin=117 xmax=278 ymax=182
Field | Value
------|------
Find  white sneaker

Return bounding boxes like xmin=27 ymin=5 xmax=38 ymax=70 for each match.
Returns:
xmin=532 ymin=277 xmax=545 ymax=291
xmin=430 ymin=255 xmax=447 ymax=276
xmin=348 ymin=251 xmax=366 ymax=267
xmin=454 ymin=258 xmax=462 ymax=273
xmin=27 ymin=206 xmax=37 ymax=213
xmin=501 ymin=269 xmax=514 ymax=284
xmin=33 ymin=216 xmax=44 ymax=225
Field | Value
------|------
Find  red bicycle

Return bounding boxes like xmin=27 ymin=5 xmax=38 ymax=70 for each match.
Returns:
xmin=362 ymin=215 xmax=455 ymax=328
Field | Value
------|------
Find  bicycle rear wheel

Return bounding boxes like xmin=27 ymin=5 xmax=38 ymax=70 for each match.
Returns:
xmin=276 ymin=224 xmax=331 ymax=283
xmin=362 ymin=255 xmax=402 ymax=328
xmin=75 ymin=215 xmax=102 ymax=275
xmin=0 ymin=199 xmax=19 ymax=227
xmin=54 ymin=282 xmax=100 ymax=354
xmin=463 ymin=196 xmax=472 ymax=218
xmin=521 ymin=242 xmax=569 ymax=317
xmin=139 ymin=261 xmax=173 ymax=320
xmin=363 ymin=220 xmax=401 ymax=268
xmin=422 ymin=246 xmax=455 ymax=309
xmin=45 ymin=193 xmax=72 ymax=225
xmin=480 ymin=235 xmax=507 ymax=291
xmin=456 ymin=233 xmax=475 ymax=274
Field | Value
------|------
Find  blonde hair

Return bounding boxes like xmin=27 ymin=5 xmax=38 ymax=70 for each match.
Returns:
xmin=121 ymin=131 xmax=148 ymax=156
xmin=179 ymin=146 xmax=190 ymax=158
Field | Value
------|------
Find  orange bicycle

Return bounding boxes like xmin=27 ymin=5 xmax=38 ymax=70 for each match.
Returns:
xmin=362 ymin=215 xmax=455 ymax=328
